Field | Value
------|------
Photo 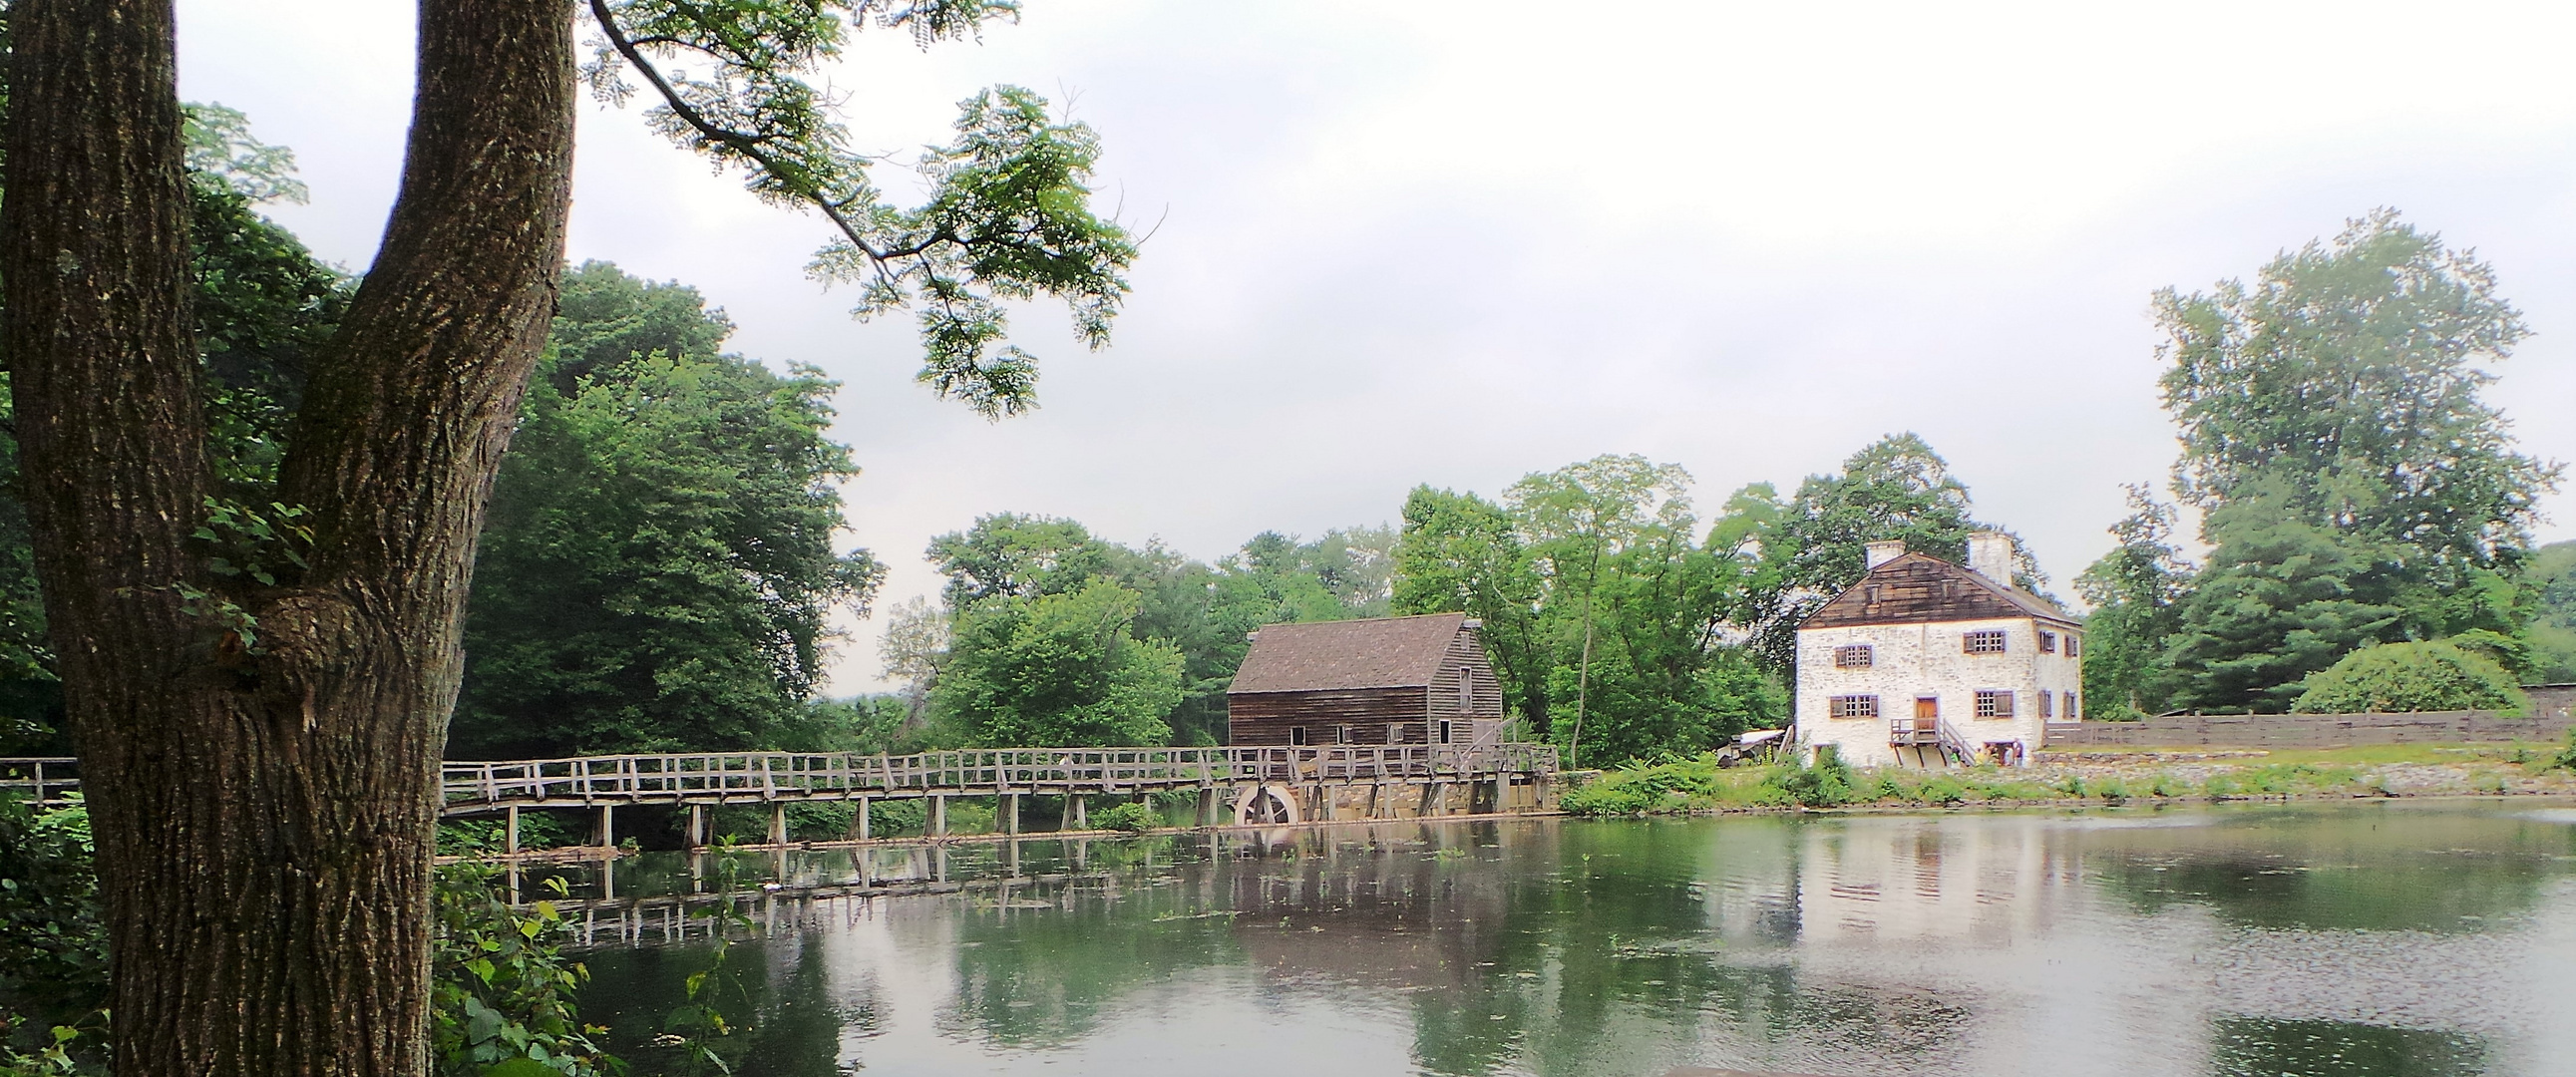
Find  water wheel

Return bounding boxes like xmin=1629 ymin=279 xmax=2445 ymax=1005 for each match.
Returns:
xmin=1232 ymin=783 xmax=1300 ymax=826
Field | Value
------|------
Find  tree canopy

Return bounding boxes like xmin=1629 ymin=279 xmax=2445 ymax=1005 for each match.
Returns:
xmin=450 ymin=262 xmax=885 ymax=759
xmin=2108 ymin=210 xmax=2559 ymax=712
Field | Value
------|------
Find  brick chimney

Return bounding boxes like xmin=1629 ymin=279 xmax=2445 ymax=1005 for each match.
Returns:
xmin=1864 ymin=539 xmax=1906 ymax=570
xmin=1967 ymin=531 xmax=2015 ymax=585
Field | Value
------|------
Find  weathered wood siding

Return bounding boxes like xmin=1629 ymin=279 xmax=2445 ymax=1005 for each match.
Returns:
xmin=1229 ymin=686 xmax=1426 ymax=746
xmin=1424 ymin=625 xmax=1506 ymax=731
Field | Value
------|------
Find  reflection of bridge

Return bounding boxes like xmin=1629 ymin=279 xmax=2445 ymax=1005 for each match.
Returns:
xmin=7 ymin=744 xmax=1561 ymax=851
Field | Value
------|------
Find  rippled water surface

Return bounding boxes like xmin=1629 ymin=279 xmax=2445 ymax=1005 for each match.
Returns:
xmin=561 ymin=801 xmax=2576 ymax=1076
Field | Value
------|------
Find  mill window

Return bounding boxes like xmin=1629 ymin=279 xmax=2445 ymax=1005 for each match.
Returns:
xmin=1388 ymin=723 xmax=1403 ymax=745
xmin=1459 ymin=668 xmax=1473 ymax=713
xmin=1290 ymin=726 xmax=1309 ymax=747
xmin=2065 ymin=635 xmax=2081 ymax=658
xmin=1438 ymin=720 xmax=1455 ymax=745
xmin=1833 ymin=644 xmax=1875 ymax=668
xmin=2064 ymin=692 xmax=2079 ymax=720
xmin=1975 ymin=690 xmax=2014 ymax=718
xmin=2038 ymin=691 xmax=2053 ymax=719
xmin=2038 ymin=631 xmax=2056 ymax=654
xmin=1828 ymin=695 xmax=1880 ymax=719
xmin=1964 ymin=630 xmax=2008 ymax=654
xmin=1333 ymin=724 xmax=1350 ymax=745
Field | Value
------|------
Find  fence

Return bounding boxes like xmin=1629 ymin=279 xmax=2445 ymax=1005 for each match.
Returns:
xmin=2043 ymin=710 xmax=2576 ymax=749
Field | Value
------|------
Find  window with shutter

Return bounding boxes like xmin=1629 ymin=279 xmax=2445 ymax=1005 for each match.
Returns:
xmin=1975 ymin=690 xmax=2014 ymax=718
xmin=1828 ymin=695 xmax=1879 ymax=718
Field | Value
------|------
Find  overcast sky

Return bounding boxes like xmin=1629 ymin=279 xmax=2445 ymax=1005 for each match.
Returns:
xmin=179 ymin=0 xmax=2576 ymax=691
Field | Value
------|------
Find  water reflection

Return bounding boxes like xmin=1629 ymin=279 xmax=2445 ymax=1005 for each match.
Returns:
xmin=569 ymin=802 xmax=2576 ymax=1077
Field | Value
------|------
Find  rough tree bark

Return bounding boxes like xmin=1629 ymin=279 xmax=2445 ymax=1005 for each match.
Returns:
xmin=0 ymin=1 xmax=574 ymax=1073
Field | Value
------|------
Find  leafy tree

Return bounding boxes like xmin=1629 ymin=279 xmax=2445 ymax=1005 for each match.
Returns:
xmin=1392 ymin=486 xmax=1550 ymax=734
xmin=0 ymin=1 xmax=1135 ymax=1070
xmin=450 ymin=264 xmax=885 ymax=759
xmin=2291 ymin=640 xmax=2526 ymax=716
xmin=1507 ymin=455 xmax=1695 ymax=763
xmin=2159 ymin=485 xmax=2408 ymax=713
xmin=2074 ymin=485 xmax=2195 ymax=718
xmin=2523 ymin=540 xmax=2576 ymax=682
xmin=926 ymin=513 xmax=1121 ymax=607
xmin=935 ymin=577 xmax=1184 ymax=746
xmin=2158 ymin=208 xmax=2555 ymax=578
xmin=2151 ymin=210 xmax=2556 ymax=706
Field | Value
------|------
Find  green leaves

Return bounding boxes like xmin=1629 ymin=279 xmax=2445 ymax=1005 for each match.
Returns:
xmin=2156 ymin=208 xmax=2556 ymax=573
xmin=2291 ymin=640 xmax=2527 ymax=716
xmin=453 ymin=263 xmax=885 ymax=759
xmin=430 ymin=867 xmax=615 ymax=1077
xmin=584 ymin=2 xmax=1132 ymax=418
xmin=937 ymin=577 xmax=1182 ymax=747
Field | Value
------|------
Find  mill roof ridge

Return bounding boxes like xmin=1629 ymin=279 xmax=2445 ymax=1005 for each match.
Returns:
xmin=1800 ymin=550 xmax=2073 ymax=631
xmin=1226 ymin=612 xmax=1472 ymax=694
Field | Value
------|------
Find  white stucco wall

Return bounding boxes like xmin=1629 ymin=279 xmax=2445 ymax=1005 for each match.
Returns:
xmin=1794 ymin=616 xmax=2081 ymax=768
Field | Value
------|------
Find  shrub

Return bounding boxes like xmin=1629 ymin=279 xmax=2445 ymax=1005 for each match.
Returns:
xmin=2292 ymin=639 xmax=2528 ymax=716
xmin=1919 ymin=776 xmax=1967 ymax=806
xmin=1769 ymin=747 xmax=1855 ymax=808
xmin=2547 ymin=730 xmax=2576 ymax=774
xmin=1094 ymin=801 xmax=1159 ymax=833
xmin=429 ymin=868 xmax=616 ymax=1077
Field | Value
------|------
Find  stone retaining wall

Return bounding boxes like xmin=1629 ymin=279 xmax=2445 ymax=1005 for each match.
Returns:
xmin=2043 ymin=708 xmax=2576 ymax=748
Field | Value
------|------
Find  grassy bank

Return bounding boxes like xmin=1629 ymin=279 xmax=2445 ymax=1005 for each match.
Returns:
xmin=1561 ymin=740 xmax=2576 ymax=815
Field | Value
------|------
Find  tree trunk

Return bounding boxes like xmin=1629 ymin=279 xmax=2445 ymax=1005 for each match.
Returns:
xmin=0 ymin=1 xmax=574 ymax=1073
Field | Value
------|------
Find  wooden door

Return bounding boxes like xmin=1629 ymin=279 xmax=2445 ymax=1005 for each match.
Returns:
xmin=1913 ymin=697 xmax=1939 ymax=732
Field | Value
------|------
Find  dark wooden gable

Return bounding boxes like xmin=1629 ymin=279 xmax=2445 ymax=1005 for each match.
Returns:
xmin=1227 ymin=613 xmax=1498 ymax=746
xmin=1801 ymin=551 xmax=2073 ymax=630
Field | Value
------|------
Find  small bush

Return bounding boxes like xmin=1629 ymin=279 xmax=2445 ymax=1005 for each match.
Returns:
xmin=1769 ymin=747 xmax=1855 ymax=808
xmin=2545 ymin=730 xmax=2576 ymax=774
xmin=1094 ymin=801 xmax=1159 ymax=833
xmin=2292 ymin=639 xmax=2528 ymax=716
xmin=1919 ymin=776 xmax=1967 ymax=806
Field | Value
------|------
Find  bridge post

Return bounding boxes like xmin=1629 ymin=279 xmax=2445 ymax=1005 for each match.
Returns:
xmin=687 ymin=805 xmax=706 ymax=848
xmin=853 ymin=797 xmax=872 ymax=841
xmin=769 ymin=804 xmax=788 ymax=846
xmin=1069 ymin=794 xmax=1087 ymax=830
xmin=505 ymin=806 xmax=520 ymax=854
xmin=1195 ymin=788 xmax=1215 ymax=828
xmin=1494 ymin=772 xmax=1509 ymax=814
xmin=1003 ymin=793 xmax=1020 ymax=836
xmin=596 ymin=804 xmax=615 ymax=848
xmin=930 ymin=794 xmax=947 ymax=838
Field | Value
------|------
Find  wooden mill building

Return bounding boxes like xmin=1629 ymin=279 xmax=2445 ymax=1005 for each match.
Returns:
xmin=1226 ymin=612 xmax=1504 ymax=747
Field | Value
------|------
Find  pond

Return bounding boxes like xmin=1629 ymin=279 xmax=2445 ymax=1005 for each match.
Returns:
xmin=559 ymin=801 xmax=2576 ymax=1076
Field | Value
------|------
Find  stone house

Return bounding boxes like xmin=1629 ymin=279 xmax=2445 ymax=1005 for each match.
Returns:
xmin=1792 ymin=533 xmax=2081 ymax=768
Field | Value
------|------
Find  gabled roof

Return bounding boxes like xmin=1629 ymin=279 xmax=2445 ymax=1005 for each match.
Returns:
xmin=1799 ymin=551 xmax=2073 ymax=631
xmin=1227 ymin=612 xmax=1470 ymax=694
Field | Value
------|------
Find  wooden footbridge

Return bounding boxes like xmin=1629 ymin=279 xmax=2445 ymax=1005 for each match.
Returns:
xmin=7 ymin=743 xmax=1562 ymax=851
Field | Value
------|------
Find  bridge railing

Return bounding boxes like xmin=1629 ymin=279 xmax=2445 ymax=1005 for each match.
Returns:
xmin=0 ymin=744 xmax=1558 ymax=813
xmin=437 ymin=743 xmax=1558 ymax=809
xmin=0 ymin=757 xmax=78 ymax=808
